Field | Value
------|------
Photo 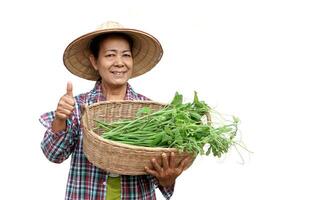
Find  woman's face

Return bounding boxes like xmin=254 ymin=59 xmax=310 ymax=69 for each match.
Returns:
xmin=89 ymin=35 xmax=133 ymax=88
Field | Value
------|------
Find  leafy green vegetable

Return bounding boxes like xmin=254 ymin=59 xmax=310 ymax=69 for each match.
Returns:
xmin=95 ymin=92 xmax=240 ymax=157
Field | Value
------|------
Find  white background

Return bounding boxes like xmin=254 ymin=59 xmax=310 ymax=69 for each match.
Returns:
xmin=0 ymin=0 xmax=312 ymax=199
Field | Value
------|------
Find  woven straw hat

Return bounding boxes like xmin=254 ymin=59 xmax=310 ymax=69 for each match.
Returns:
xmin=63 ymin=21 xmax=163 ymax=80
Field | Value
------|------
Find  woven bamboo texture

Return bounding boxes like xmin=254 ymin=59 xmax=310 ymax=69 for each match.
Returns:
xmin=81 ymin=101 xmax=195 ymax=175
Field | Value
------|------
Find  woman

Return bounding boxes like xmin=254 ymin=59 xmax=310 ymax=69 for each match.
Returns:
xmin=40 ymin=21 xmax=189 ymax=200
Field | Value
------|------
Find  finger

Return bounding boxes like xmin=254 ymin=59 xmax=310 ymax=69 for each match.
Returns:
xmin=62 ymin=95 xmax=75 ymax=106
xmin=145 ymin=167 xmax=159 ymax=177
xmin=169 ymin=152 xmax=175 ymax=168
xmin=66 ymin=81 xmax=73 ymax=97
xmin=178 ymin=156 xmax=190 ymax=173
xmin=57 ymin=108 xmax=73 ymax=117
xmin=55 ymin=112 xmax=68 ymax=120
xmin=59 ymin=103 xmax=75 ymax=112
xmin=151 ymin=158 xmax=163 ymax=173
xmin=162 ymin=153 xmax=169 ymax=169
xmin=58 ymin=98 xmax=75 ymax=110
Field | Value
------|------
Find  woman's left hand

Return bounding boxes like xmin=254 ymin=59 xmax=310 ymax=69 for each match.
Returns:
xmin=145 ymin=152 xmax=190 ymax=188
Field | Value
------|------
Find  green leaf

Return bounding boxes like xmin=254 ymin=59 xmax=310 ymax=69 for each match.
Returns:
xmin=170 ymin=92 xmax=183 ymax=107
xmin=193 ymin=91 xmax=209 ymax=114
xmin=136 ymin=107 xmax=152 ymax=117
xmin=232 ymin=116 xmax=240 ymax=124
xmin=193 ymin=91 xmax=200 ymax=105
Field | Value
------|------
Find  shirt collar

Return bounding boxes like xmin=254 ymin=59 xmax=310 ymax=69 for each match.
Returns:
xmin=90 ymin=80 xmax=138 ymax=103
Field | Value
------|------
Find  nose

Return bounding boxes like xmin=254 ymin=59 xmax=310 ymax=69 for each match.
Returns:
xmin=114 ymin=55 xmax=124 ymax=67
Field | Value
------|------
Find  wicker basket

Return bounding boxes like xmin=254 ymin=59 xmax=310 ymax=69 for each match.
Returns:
xmin=81 ymin=100 xmax=196 ymax=175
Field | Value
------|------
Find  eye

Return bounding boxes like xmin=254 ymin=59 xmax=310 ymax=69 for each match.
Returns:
xmin=105 ymin=54 xmax=115 ymax=58
xmin=123 ymin=53 xmax=132 ymax=57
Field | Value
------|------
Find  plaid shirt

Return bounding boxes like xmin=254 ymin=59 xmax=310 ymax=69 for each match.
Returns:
xmin=40 ymin=81 xmax=174 ymax=200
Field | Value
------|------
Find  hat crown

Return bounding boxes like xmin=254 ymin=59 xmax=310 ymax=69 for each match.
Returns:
xmin=96 ymin=21 xmax=124 ymax=30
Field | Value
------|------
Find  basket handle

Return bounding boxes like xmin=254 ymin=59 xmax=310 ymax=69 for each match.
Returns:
xmin=81 ymin=104 xmax=90 ymax=130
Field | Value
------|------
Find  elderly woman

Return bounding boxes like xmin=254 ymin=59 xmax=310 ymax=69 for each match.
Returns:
xmin=39 ymin=22 xmax=189 ymax=200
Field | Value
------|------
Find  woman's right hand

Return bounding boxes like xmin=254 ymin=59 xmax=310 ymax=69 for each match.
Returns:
xmin=51 ymin=82 xmax=75 ymax=133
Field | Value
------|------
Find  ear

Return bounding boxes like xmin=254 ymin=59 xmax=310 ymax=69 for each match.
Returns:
xmin=89 ymin=55 xmax=98 ymax=71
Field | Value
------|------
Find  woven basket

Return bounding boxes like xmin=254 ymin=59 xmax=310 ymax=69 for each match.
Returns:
xmin=81 ymin=100 xmax=196 ymax=175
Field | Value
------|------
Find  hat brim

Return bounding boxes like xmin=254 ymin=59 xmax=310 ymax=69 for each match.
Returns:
xmin=63 ymin=28 xmax=163 ymax=81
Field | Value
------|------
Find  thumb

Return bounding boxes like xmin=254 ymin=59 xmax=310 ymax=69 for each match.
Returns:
xmin=66 ymin=81 xmax=73 ymax=97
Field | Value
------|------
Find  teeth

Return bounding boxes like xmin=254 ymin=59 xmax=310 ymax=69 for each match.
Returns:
xmin=112 ymin=72 xmax=124 ymax=76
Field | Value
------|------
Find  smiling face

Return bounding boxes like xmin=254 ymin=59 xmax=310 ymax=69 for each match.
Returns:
xmin=89 ymin=35 xmax=133 ymax=88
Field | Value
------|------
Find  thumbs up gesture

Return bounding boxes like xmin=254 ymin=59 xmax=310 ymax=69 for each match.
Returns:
xmin=52 ymin=82 xmax=75 ymax=132
xmin=66 ymin=81 xmax=73 ymax=97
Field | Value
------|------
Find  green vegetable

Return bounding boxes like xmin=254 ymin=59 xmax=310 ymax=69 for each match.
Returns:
xmin=95 ymin=92 xmax=240 ymax=157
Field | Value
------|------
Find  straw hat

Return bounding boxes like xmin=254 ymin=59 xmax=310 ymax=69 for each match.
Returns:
xmin=63 ymin=21 xmax=163 ymax=80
